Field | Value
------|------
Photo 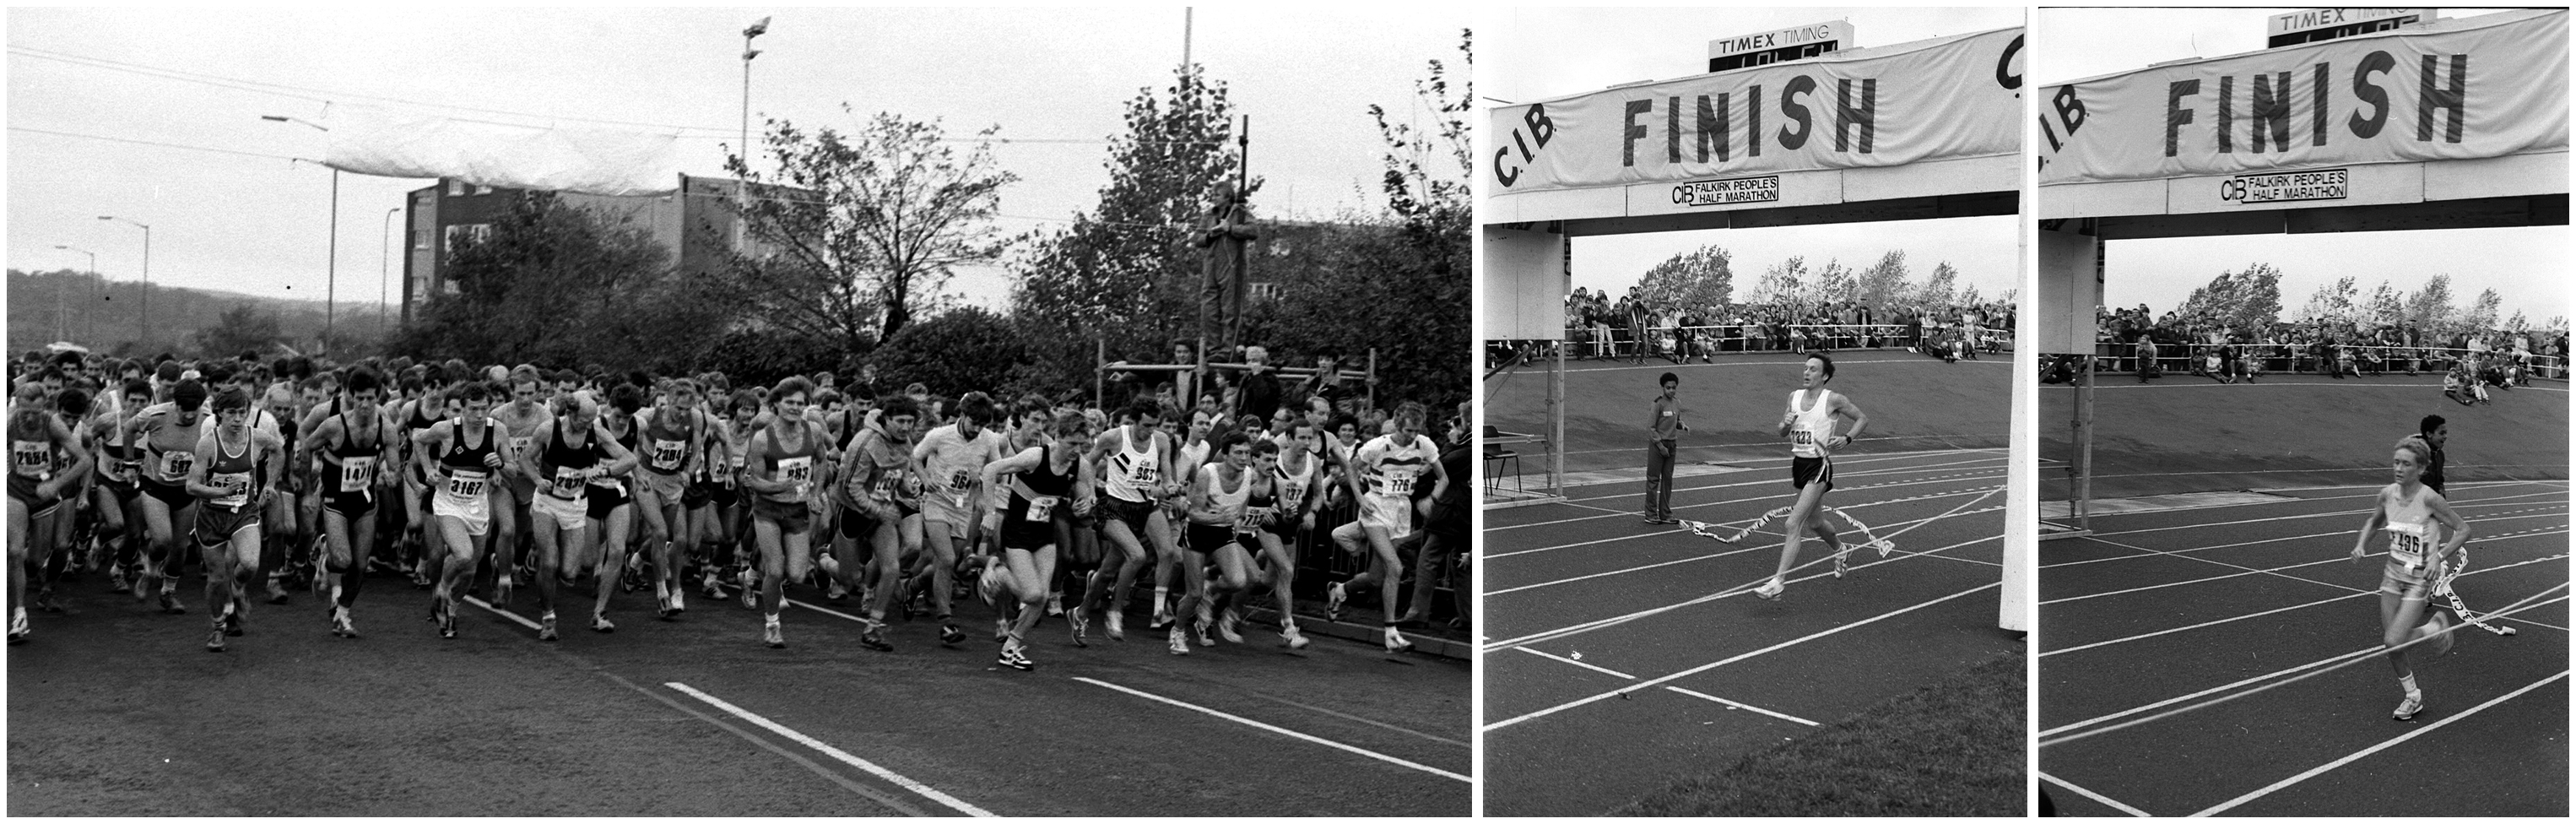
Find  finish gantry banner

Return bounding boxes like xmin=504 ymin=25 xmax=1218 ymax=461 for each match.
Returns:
xmin=1486 ymin=27 xmax=2023 ymax=196
xmin=2039 ymin=8 xmax=2567 ymax=186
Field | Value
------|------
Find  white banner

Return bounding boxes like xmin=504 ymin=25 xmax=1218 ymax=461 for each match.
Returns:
xmin=322 ymin=106 xmax=683 ymax=197
xmin=1488 ymin=27 xmax=2023 ymax=195
xmin=2040 ymin=9 xmax=2567 ymax=185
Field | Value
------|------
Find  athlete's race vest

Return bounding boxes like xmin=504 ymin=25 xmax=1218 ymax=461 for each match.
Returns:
xmin=1102 ymin=427 xmax=1161 ymax=504
xmin=1787 ymin=390 xmax=1837 ymax=459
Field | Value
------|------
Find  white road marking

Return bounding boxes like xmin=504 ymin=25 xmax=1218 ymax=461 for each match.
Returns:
xmin=460 ymin=595 xmax=543 ymax=630
xmin=2039 ymin=771 xmax=2151 ymax=817
xmin=2041 ymin=555 xmax=2570 ymax=658
xmin=667 ymin=681 xmax=997 ymax=816
xmin=1515 ymin=646 xmax=1637 ymax=680
xmin=1664 ymin=686 xmax=1821 ymax=726
xmin=1073 ymin=676 xmax=1470 ymax=783
xmin=1486 ymin=534 xmax=2003 ymax=651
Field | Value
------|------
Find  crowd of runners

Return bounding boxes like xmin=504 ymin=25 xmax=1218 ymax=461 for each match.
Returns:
xmin=7 ymin=347 xmax=1470 ymax=671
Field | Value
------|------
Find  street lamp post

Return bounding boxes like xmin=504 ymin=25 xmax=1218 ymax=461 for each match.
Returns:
xmin=739 ymin=16 xmax=768 ymax=252
xmin=382 ymin=207 xmax=400 ymax=339
xmin=51 ymin=245 xmax=94 ymax=342
xmin=97 ymin=216 xmax=149 ymax=351
xmin=263 ymin=115 xmax=338 ymax=356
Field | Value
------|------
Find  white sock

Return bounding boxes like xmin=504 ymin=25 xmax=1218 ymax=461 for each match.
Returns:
xmin=2400 ymin=674 xmax=2420 ymax=697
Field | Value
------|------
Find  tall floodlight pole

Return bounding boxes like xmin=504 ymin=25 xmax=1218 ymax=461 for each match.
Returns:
xmin=263 ymin=114 xmax=338 ymax=355
xmin=51 ymin=245 xmax=94 ymax=341
xmin=382 ymin=207 xmax=401 ymax=339
xmin=740 ymin=15 xmax=769 ymax=252
xmin=98 ymin=216 xmax=149 ymax=350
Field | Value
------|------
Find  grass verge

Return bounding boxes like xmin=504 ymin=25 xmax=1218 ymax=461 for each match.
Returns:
xmin=1615 ymin=648 xmax=2026 ymax=816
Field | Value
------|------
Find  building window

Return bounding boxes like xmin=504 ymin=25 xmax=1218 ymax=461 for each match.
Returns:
xmin=446 ymin=179 xmax=466 ymax=197
xmin=444 ymin=223 xmax=491 ymax=252
xmin=411 ymin=229 xmax=430 ymax=252
xmin=1249 ymin=282 xmax=1283 ymax=301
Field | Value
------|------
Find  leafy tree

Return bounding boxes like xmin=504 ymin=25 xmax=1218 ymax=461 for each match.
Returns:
xmin=2293 ymin=274 xmax=2359 ymax=325
xmin=1012 ymin=66 xmax=1246 ymax=393
xmin=1746 ymin=256 xmax=1806 ymax=304
xmin=2172 ymin=263 xmax=2283 ymax=333
xmin=725 ymin=110 xmax=1017 ymax=355
xmin=2402 ymin=274 xmax=2455 ymax=329
xmin=862 ymin=306 xmax=1027 ymax=398
xmin=1853 ymin=250 xmax=1910 ymax=309
xmin=2362 ymin=280 xmax=2405 ymax=327
xmin=2459 ymin=288 xmax=2503 ymax=330
xmin=396 ymin=192 xmax=722 ymax=370
xmin=192 ymin=305 xmax=282 ymax=359
xmin=1913 ymin=261 xmax=1962 ymax=306
xmin=2503 ymin=310 xmax=2529 ymax=332
xmin=1633 ymin=245 xmax=1733 ymax=310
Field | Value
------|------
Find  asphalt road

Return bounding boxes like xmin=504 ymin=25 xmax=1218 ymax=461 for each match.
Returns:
xmin=8 ymin=566 xmax=1470 ymax=816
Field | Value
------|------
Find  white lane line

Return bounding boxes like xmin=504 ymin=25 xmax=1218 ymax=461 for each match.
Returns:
xmin=1485 ymin=534 xmax=2002 ymax=651
xmin=461 ymin=595 xmax=544 ymax=630
xmin=2188 ymin=670 xmax=2571 ymax=816
xmin=1484 ymin=582 xmax=1999 ymax=732
xmin=2047 ymin=527 xmax=2573 ymax=605
xmin=1664 ymin=686 xmax=1821 ymax=726
xmin=2039 ymin=646 xmax=2383 ymax=739
xmin=667 ymin=681 xmax=998 ymax=817
xmin=784 ymin=597 xmax=873 ymax=624
xmin=1515 ymin=647 xmax=1637 ymax=680
xmin=590 ymin=670 xmax=929 ymax=816
xmin=2041 ymin=555 xmax=2571 ymax=658
xmin=1489 ymin=503 xmax=2007 ymax=596
xmin=2039 ymin=771 xmax=2152 ymax=817
xmin=1490 ymin=483 xmax=2003 ymax=561
xmin=1545 ymin=453 xmax=2009 ymax=507
xmin=2047 ymin=490 xmax=2568 ymax=551
xmin=2043 ymin=501 xmax=2568 ymax=569
xmin=1072 ymin=676 xmax=1471 ymax=783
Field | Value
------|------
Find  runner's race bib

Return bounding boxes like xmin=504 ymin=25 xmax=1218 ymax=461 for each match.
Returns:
xmin=1790 ymin=430 xmax=1817 ymax=446
xmin=1025 ymin=494 xmax=1059 ymax=523
xmin=339 ymin=456 xmax=376 ymax=494
xmin=550 ymin=466 xmax=586 ymax=500
xmin=778 ymin=456 xmax=814 ymax=501
xmin=12 ymin=440 xmax=49 ymax=479
xmin=2389 ymin=523 xmax=2429 ymax=570
xmin=651 ymin=438 xmax=686 ymax=471
xmin=507 ymin=436 xmax=533 ymax=458
xmin=160 ymin=450 xmax=196 ymax=483
xmin=212 ymin=470 xmax=253 ymax=509
xmin=1377 ymin=467 xmax=1420 ymax=496
xmin=1235 ymin=506 xmax=1272 ymax=532
xmin=447 ymin=468 xmax=490 ymax=499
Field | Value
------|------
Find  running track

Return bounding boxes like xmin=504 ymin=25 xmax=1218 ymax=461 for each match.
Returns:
xmin=1481 ymin=447 xmax=2016 ymax=816
xmin=8 ymin=573 xmax=1468 ymax=816
xmin=2038 ymin=480 xmax=2569 ymax=816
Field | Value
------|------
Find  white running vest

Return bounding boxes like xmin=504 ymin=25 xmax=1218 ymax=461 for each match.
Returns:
xmin=1102 ymin=427 xmax=1161 ymax=504
xmin=1787 ymin=389 xmax=1836 ymax=458
xmin=2384 ymin=488 xmax=2436 ymax=569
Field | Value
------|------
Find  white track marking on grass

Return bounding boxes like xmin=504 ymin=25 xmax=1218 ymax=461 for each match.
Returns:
xmin=1663 ymin=686 xmax=1821 ymax=726
xmin=2039 ymin=772 xmax=2153 ymax=817
xmin=1491 ymin=482 xmax=2003 ymax=560
xmin=2042 ymin=555 xmax=2570 ymax=657
xmin=1486 ymin=534 xmax=2001 ymax=651
xmin=1516 ymin=647 xmax=1637 ymax=680
xmin=1073 ymin=676 xmax=1470 ymax=783
xmin=1484 ymin=582 xmax=1999 ymax=731
xmin=2187 ymin=670 xmax=2570 ymax=816
xmin=667 ymin=681 xmax=997 ymax=816
xmin=461 ymin=595 xmax=544 ymax=630
xmin=2040 ymin=646 xmax=2384 ymax=738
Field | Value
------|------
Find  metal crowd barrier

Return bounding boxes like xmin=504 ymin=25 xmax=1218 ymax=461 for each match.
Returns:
xmin=2082 ymin=339 xmax=2565 ymax=380
xmin=1557 ymin=322 xmax=2013 ymax=358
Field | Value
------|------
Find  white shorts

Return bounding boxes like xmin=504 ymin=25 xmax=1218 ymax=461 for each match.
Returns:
xmin=1360 ymin=493 xmax=1415 ymax=534
xmin=531 ymin=491 xmax=588 ymax=529
xmin=922 ymin=488 xmax=973 ymax=535
xmin=433 ymin=490 xmax=490 ymax=537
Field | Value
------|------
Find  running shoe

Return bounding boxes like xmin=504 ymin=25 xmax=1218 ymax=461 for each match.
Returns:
xmin=108 ymin=570 xmax=132 ymax=594
xmin=538 ymin=612 xmax=560 ymax=642
xmin=1216 ymin=608 xmax=1245 ymax=644
xmin=671 ymin=589 xmax=687 ymax=615
xmin=160 ymin=584 xmax=186 ymax=615
xmin=1196 ymin=599 xmax=1214 ymax=629
xmin=698 ymin=571 xmax=724 ymax=599
xmin=739 ymin=570 xmax=759 ymax=610
xmin=1751 ymin=579 xmax=1787 ymax=601
xmin=1105 ymin=610 xmax=1125 ymax=642
xmin=1046 ymin=594 xmax=1064 ymax=617
xmin=492 ymin=574 xmax=514 ymax=608
xmin=1069 ymin=609 xmax=1090 ymax=648
xmin=2392 ymin=693 xmax=2422 ymax=721
xmin=592 ymin=613 xmax=615 ymax=633
xmin=331 ymin=608 xmax=359 ymax=639
xmin=6 ymin=610 xmax=28 ymax=644
xmin=1280 ymin=623 xmax=1311 ymax=650
xmin=1324 ymin=582 xmax=1347 ymax=621
xmin=939 ymin=620 xmax=966 ymax=647
xmin=656 ymin=590 xmax=678 ymax=621
xmin=825 ymin=581 xmax=849 ymax=601
xmin=1166 ymin=625 xmax=1191 ymax=656
xmin=135 ymin=568 xmax=160 ymax=603
xmin=1383 ymin=627 xmax=1414 ymax=654
xmin=762 ymin=620 xmax=786 ymax=649
xmin=1192 ymin=617 xmax=1217 ymax=648
xmin=998 ymin=644 xmax=1035 ymax=671
xmin=205 ymin=626 xmax=225 ymax=653
xmin=1833 ymin=545 xmax=1851 ymax=579
xmin=222 ymin=606 xmax=245 ymax=637
xmin=858 ymin=621 xmax=894 ymax=652
xmin=437 ymin=598 xmax=458 ymax=640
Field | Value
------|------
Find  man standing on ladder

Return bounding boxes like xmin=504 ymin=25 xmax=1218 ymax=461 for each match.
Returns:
xmin=1197 ymin=186 xmax=1257 ymax=352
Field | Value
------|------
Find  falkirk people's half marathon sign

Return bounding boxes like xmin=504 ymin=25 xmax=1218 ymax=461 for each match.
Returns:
xmin=1489 ymin=26 xmax=2022 ymax=195
xmin=2040 ymin=8 xmax=2566 ymax=186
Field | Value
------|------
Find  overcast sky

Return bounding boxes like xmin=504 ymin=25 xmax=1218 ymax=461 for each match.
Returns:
xmin=1475 ymin=7 xmax=2027 ymax=303
xmin=8 ymin=8 xmax=1463 ymax=313
xmin=2037 ymin=7 xmax=2565 ymax=325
